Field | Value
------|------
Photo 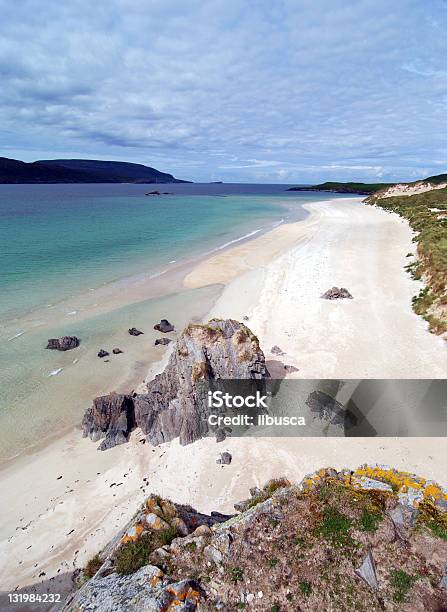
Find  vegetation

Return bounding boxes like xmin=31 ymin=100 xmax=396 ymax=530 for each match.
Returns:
xmin=115 ymin=528 xmax=178 ymax=575
xmin=84 ymin=553 xmax=103 ymax=578
xmin=314 ymin=506 xmax=354 ymax=547
xmin=246 ymin=477 xmax=291 ymax=509
xmin=288 ymin=181 xmax=392 ymax=194
xmin=390 ymin=569 xmax=418 ymax=603
xmin=229 ymin=566 xmax=244 ymax=584
xmin=299 ymin=581 xmax=312 ymax=596
xmin=371 ymin=187 xmax=447 ymax=334
xmin=359 ymin=508 xmax=382 ymax=533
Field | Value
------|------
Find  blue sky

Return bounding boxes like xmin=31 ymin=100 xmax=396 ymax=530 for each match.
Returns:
xmin=1 ymin=0 xmax=447 ymax=183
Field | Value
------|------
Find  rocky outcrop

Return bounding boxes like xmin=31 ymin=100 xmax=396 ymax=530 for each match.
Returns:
xmin=134 ymin=319 xmax=269 ymax=446
xmin=46 ymin=336 xmax=80 ymax=351
xmin=321 ymin=286 xmax=354 ymax=299
xmin=82 ymin=393 xmax=135 ymax=450
xmin=64 ymin=466 xmax=447 ymax=611
xmin=82 ymin=319 xmax=269 ymax=450
xmin=153 ymin=319 xmax=174 ymax=333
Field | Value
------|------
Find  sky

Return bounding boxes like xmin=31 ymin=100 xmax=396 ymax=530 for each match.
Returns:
xmin=1 ymin=0 xmax=447 ymax=183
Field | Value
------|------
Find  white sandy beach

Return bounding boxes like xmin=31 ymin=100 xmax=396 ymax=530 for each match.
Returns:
xmin=1 ymin=197 xmax=447 ymax=595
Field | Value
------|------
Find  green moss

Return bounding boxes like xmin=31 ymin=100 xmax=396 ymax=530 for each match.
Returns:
xmin=358 ymin=508 xmax=382 ymax=533
xmin=299 ymin=580 xmax=312 ymax=596
xmin=314 ymin=507 xmax=354 ymax=547
xmin=229 ymin=566 xmax=244 ymax=584
xmin=268 ymin=558 xmax=278 ymax=567
xmin=390 ymin=569 xmax=418 ymax=603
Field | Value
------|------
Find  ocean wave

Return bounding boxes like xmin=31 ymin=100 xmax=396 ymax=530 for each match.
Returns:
xmin=206 ymin=229 xmax=262 ymax=255
xmin=48 ymin=368 xmax=63 ymax=377
xmin=8 ymin=331 xmax=24 ymax=341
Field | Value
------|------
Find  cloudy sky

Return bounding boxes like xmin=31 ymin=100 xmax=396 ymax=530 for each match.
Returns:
xmin=1 ymin=0 xmax=447 ymax=183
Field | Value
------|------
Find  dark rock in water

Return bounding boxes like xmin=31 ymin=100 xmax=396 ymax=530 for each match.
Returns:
xmin=134 ymin=319 xmax=269 ymax=447
xmin=216 ymin=452 xmax=232 ymax=465
xmin=112 ymin=348 xmax=123 ymax=354
xmin=155 ymin=338 xmax=172 ymax=346
xmin=321 ymin=286 xmax=354 ymax=300
xmin=154 ymin=319 xmax=175 ymax=333
xmin=128 ymin=327 xmax=144 ymax=336
xmin=82 ymin=393 xmax=135 ymax=450
xmin=98 ymin=349 xmax=109 ymax=358
xmin=145 ymin=190 xmax=161 ymax=195
xmin=271 ymin=345 xmax=285 ymax=356
xmin=46 ymin=336 xmax=80 ymax=351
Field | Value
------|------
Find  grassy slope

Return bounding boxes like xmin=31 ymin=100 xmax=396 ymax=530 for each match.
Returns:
xmin=288 ymin=181 xmax=392 ymax=194
xmin=369 ymin=188 xmax=447 ymax=334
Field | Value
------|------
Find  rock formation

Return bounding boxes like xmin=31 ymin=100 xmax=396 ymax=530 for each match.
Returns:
xmin=134 ymin=319 xmax=269 ymax=446
xmin=82 ymin=319 xmax=269 ymax=450
xmin=46 ymin=336 xmax=80 ymax=351
xmin=112 ymin=348 xmax=123 ymax=354
xmin=63 ymin=466 xmax=447 ymax=611
xmin=153 ymin=319 xmax=174 ymax=333
xmin=321 ymin=286 xmax=354 ymax=299
xmin=97 ymin=349 xmax=109 ymax=358
xmin=128 ymin=328 xmax=143 ymax=336
xmin=154 ymin=338 xmax=172 ymax=346
xmin=82 ymin=393 xmax=135 ymax=450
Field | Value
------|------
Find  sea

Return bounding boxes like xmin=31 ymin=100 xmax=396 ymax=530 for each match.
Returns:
xmin=0 ymin=183 xmax=342 ymax=462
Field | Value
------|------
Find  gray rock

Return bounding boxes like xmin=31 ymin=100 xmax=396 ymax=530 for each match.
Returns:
xmin=134 ymin=319 xmax=269 ymax=446
xmin=72 ymin=565 xmax=201 ymax=611
xmin=217 ymin=452 xmax=232 ymax=465
xmin=154 ymin=319 xmax=175 ymax=333
xmin=355 ymin=550 xmax=378 ymax=590
xmin=112 ymin=348 xmax=123 ymax=354
xmin=389 ymin=502 xmax=418 ymax=538
xmin=352 ymin=476 xmax=394 ymax=492
xmin=46 ymin=336 xmax=80 ymax=351
xmin=321 ymin=286 xmax=354 ymax=300
xmin=128 ymin=327 xmax=143 ymax=336
xmin=82 ymin=393 xmax=135 ymax=450
xmin=204 ymin=544 xmax=223 ymax=565
xmin=155 ymin=337 xmax=172 ymax=346
xmin=215 ymin=428 xmax=226 ymax=443
xmin=98 ymin=349 xmax=109 ymax=358
xmin=440 ymin=567 xmax=447 ymax=590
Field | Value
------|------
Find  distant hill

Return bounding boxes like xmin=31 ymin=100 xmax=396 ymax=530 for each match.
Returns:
xmin=0 ymin=157 xmax=190 ymax=184
xmin=287 ymin=181 xmax=393 ymax=195
xmin=287 ymin=172 xmax=447 ymax=196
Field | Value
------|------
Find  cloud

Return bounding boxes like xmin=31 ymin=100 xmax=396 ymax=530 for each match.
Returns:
xmin=1 ymin=0 xmax=447 ymax=182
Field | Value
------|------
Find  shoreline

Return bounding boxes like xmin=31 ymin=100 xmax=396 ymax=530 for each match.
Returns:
xmin=2 ymin=196 xmax=447 ymax=594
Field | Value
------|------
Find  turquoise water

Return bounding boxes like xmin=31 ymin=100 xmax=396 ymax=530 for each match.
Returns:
xmin=0 ymin=184 xmax=302 ymax=320
xmin=0 ymin=184 xmax=335 ymax=461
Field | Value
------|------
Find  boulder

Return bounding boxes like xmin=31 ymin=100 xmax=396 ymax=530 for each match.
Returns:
xmin=155 ymin=338 xmax=172 ymax=346
xmin=355 ymin=551 xmax=378 ymax=590
xmin=134 ymin=319 xmax=269 ymax=446
xmin=216 ymin=452 xmax=232 ymax=465
xmin=112 ymin=348 xmax=123 ymax=354
xmin=321 ymin=286 xmax=354 ymax=300
xmin=82 ymin=393 xmax=135 ymax=450
xmin=128 ymin=327 xmax=143 ymax=336
xmin=98 ymin=349 xmax=109 ymax=358
xmin=46 ymin=336 xmax=80 ymax=351
xmin=154 ymin=319 xmax=175 ymax=333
